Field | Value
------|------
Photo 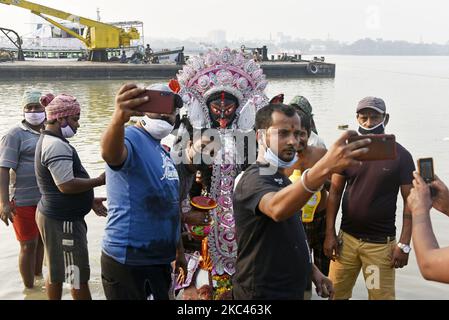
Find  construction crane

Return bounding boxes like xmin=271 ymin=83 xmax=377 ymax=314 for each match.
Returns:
xmin=0 ymin=0 xmax=140 ymax=61
xmin=0 ymin=27 xmax=25 ymax=60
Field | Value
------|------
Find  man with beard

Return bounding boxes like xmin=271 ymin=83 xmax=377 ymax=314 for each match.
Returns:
xmin=233 ymin=103 xmax=371 ymax=299
xmin=285 ymin=108 xmax=330 ymax=299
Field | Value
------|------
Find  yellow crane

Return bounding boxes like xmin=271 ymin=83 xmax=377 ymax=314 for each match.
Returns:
xmin=0 ymin=0 xmax=140 ymax=61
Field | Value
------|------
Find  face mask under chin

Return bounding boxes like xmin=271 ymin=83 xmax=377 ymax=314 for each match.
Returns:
xmin=358 ymin=121 xmax=385 ymax=135
xmin=61 ymin=124 xmax=75 ymax=138
xmin=261 ymin=134 xmax=298 ymax=169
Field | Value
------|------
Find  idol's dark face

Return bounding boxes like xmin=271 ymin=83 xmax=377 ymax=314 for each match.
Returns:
xmin=208 ymin=92 xmax=238 ymax=129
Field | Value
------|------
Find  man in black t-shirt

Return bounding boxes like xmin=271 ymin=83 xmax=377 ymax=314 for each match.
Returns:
xmin=324 ymin=97 xmax=415 ymax=300
xmin=233 ymin=103 xmax=372 ymax=300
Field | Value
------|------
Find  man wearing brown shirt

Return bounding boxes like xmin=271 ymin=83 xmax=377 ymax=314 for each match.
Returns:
xmin=324 ymin=97 xmax=415 ymax=300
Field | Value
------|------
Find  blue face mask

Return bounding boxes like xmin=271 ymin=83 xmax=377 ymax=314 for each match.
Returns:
xmin=264 ymin=147 xmax=298 ymax=169
xmin=358 ymin=121 xmax=385 ymax=135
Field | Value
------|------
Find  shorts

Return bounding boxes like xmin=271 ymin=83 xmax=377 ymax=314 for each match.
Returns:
xmin=36 ymin=210 xmax=90 ymax=287
xmin=11 ymin=202 xmax=39 ymax=242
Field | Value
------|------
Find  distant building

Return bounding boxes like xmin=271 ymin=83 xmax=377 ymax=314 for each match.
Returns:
xmin=274 ymin=32 xmax=292 ymax=45
xmin=309 ymin=44 xmax=327 ymax=52
xmin=208 ymin=30 xmax=227 ymax=45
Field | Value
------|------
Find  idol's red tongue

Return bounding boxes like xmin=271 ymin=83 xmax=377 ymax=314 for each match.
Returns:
xmin=219 ymin=119 xmax=228 ymax=128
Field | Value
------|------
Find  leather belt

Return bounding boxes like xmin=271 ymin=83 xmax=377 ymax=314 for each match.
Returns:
xmin=358 ymin=236 xmax=395 ymax=244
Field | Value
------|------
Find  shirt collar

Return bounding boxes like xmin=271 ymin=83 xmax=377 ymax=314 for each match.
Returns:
xmin=19 ymin=120 xmax=41 ymax=135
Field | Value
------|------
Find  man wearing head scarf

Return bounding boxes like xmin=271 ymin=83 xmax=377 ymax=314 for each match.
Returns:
xmin=0 ymin=90 xmax=46 ymax=289
xmin=34 ymin=94 xmax=106 ymax=300
xmin=290 ymin=95 xmax=326 ymax=149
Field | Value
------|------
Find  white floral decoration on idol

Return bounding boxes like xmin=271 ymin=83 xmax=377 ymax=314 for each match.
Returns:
xmin=177 ymin=47 xmax=269 ymax=130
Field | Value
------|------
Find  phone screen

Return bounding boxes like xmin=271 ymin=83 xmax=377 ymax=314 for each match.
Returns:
xmin=419 ymin=158 xmax=434 ymax=182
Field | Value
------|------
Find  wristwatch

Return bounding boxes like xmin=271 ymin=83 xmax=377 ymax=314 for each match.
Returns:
xmin=397 ymin=242 xmax=412 ymax=254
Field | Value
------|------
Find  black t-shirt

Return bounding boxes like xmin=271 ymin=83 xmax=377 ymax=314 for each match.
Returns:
xmin=341 ymin=142 xmax=415 ymax=238
xmin=232 ymin=163 xmax=311 ymax=300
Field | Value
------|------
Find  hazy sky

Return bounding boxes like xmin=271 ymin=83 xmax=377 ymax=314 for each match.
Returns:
xmin=0 ymin=0 xmax=448 ymax=43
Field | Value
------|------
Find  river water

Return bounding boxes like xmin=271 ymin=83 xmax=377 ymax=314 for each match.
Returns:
xmin=0 ymin=55 xmax=448 ymax=299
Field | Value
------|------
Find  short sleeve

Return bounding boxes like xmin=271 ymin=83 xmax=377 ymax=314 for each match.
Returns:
xmin=0 ymin=132 xmax=20 ymax=170
xmin=108 ymin=138 xmax=134 ymax=171
xmin=237 ymin=169 xmax=282 ymax=216
xmin=399 ymin=147 xmax=415 ymax=186
xmin=41 ymin=137 xmax=74 ymax=185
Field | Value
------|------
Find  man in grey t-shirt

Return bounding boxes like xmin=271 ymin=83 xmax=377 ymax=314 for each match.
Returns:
xmin=35 ymin=94 xmax=106 ymax=300
xmin=0 ymin=90 xmax=46 ymax=289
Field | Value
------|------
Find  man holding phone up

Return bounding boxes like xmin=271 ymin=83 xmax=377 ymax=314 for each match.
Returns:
xmin=407 ymin=171 xmax=449 ymax=284
xmin=324 ymin=97 xmax=415 ymax=300
xmin=100 ymin=83 xmax=186 ymax=300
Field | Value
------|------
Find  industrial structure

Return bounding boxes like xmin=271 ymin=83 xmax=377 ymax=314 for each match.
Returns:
xmin=0 ymin=0 xmax=140 ymax=61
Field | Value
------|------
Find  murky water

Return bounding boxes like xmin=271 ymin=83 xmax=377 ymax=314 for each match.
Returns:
xmin=0 ymin=55 xmax=448 ymax=299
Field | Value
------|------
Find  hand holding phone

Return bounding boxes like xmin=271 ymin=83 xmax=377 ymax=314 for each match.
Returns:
xmin=135 ymin=89 xmax=181 ymax=114
xmin=347 ymin=134 xmax=397 ymax=161
xmin=417 ymin=158 xmax=437 ymax=197
xmin=417 ymin=158 xmax=434 ymax=183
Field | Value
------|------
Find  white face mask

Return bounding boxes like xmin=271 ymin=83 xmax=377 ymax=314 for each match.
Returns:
xmin=61 ymin=124 xmax=75 ymax=139
xmin=24 ymin=112 xmax=45 ymax=126
xmin=141 ymin=116 xmax=174 ymax=140
xmin=264 ymin=146 xmax=298 ymax=169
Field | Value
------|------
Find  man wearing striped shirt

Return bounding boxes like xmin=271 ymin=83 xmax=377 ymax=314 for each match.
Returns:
xmin=34 ymin=94 xmax=106 ymax=300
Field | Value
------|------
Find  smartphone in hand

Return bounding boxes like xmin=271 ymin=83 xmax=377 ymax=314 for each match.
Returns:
xmin=347 ymin=134 xmax=397 ymax=161
xmin=417 ymin=158 xmax=434 ymax=183
xmin=135 ymin=90 xmax=180 ymax=114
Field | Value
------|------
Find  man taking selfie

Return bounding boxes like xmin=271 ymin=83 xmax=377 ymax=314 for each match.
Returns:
xmin=100 ymin=83 xmax=186 ymax=300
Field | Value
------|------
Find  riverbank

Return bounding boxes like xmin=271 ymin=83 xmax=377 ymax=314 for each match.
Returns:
xmin=0 ymin=60 xmax=335 ymax=80
xmin=1 ymin=56 xmax=448 ymax=299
